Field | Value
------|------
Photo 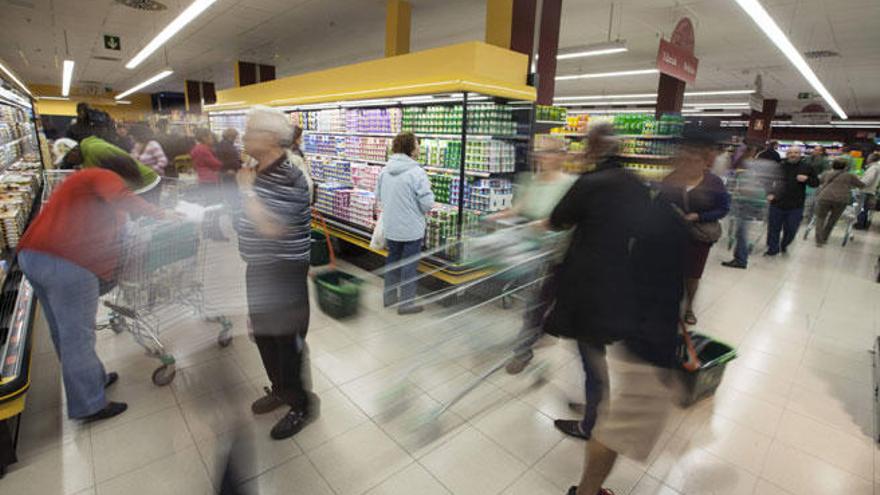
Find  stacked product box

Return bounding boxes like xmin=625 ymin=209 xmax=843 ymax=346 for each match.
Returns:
xmin=425 ymin=204 xmax=481 ymax=257
xmin=345 ymin=136 xmax=390 ymax=162
xmin=349 ymin=191 xmax=377 ymax=230
xmin=469 ymin=178 xmax=513 ymax=212
xmin=345 ymin=108 xmax=403 ymax=134
xmin=0 ymin=162 xmax=42 ymax=250
xmin=332 ymin=188 xmax=353 ymax=221
xmin=619 ymin=137 xmax=676 ymax=157
xmin=350 ymin=163 xmax=381 ymax=192
xmin=467 ymin=103 xmax=516 ymax=135
xmin=465 ymin=141 xmax=515 ymax=173
xmin=322 ymin=160 xmax=353 ymax=185
xmin=402 ymin=105 xmax=464 ymax=134
xmin=304 ymin=134 xmax=345 ymax=156
xmin=419 ymin=139 xmax=458 ymax=168
xmin=297 ymin=109 xmax=345 ymax=132
xmin=429 ymin=174 xmax=472 ymax=206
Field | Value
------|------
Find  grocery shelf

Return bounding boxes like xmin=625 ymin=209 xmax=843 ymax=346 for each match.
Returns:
xmin=618 ymin=134 xmax=678 ymax=139
xmin=305 ymin=152 xmax=387 ymax=165
xmin=617 ymin=153 xmax=673 ymax=160
xmin=303 ymin=129 xmax=527 ymax=141
xmin=0 ymin=137 xmax=25 ymax=150
xmin=424 ymin=166 xmax=512 ymax=178
xmin=535 ymin=120 xmax=566 ymax=125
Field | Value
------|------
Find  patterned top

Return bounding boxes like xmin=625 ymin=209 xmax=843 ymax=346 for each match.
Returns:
xmin=134 ymin=140 xmax=169 ymax=175
xmin=236 ymin=154 xmax=312 ymax=264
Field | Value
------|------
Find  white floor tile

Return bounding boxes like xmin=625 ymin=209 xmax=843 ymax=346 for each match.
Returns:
xmin=760 ymin=441 xmax=873 ymax=495
xmin=238 ymin=454 xmax=334 ymax=495
xmin=95 ymin=446 xmax=213 ymax=495
xmin=502 ymin=470 xmax=564 ymax=495
xmin=422 ymin=427 xmax=527 ymax=495
xmin=294 ymin=387 xmax=370 ymax=451
xmin=1 ymin=433 xmax=93 ymax=495
xmin=196 ymin=420 xmax=302 ymax=485
xmin=308 ymin=421 xmax=413 ymax=494
xmin=365 ymin=462 xmax=452 ymax=495
xmin=774 ymin=409 xmax=873 ymax=480
xmin=648 ymin=435 xmax=758 ymax=495
xmin=473 ymin=398 xmax=564 ymax=465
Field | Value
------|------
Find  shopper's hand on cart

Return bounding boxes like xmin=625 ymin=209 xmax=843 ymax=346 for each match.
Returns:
xmin=796 ymin=174 xmax=808 ymax=183
xmin=684 ymin=213 xmax=700 ymax=222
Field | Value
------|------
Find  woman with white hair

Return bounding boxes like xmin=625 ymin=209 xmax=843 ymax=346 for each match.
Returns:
xmin=235 ymin=106 xmax=316 ymax=440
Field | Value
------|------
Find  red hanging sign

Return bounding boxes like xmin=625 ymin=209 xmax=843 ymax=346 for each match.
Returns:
xmin=656 ymin=18 xmax=699 ymax=84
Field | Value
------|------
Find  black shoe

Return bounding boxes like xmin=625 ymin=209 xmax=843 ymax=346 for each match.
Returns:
xmin=270 ymin=408 xmax=310 ymax=440
xmin=397 ymin=305 xmax=424 ymax=315
xmin=505 ymin=351 xmax=534 ymax=375
xmin=105 ymin=372 xmax=119 ymax=389
xmin=82 ymin=401 xmax=128 ymax=422
xmin=567 ymin=487 xmax=577 ymax=495
xmin=763 ymin=250 xmax=778 ymax=257
xmin=554 ymin=419 xmax=590 ymax=440
xmin=252 ymin=387 xmax=285 ymax=415
xmin=721 ymin=260 xmax=747 ymax=269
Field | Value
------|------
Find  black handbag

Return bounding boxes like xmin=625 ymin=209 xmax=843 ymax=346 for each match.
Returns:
xmin=681 ymin=189 xmax=722 ymax=244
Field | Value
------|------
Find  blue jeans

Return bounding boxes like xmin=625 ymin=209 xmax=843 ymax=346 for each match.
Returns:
xmin=384 ymin=239 xmax=422 ymax=307
xmin=18 ymin=250 xmax=108 ymax=419
xmin=732 ymin=217 xmax=750 ymax=265
xmin=577 ymin=341 xmax=606 ymax=437
xmin=766 ymin=206 xmax=803 ymax=254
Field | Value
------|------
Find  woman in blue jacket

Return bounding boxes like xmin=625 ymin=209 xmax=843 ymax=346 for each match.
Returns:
xmin=660 ymin=132 xmax=731 ymax=325
xmin=375 ymin=132 xmax=435 ymax=314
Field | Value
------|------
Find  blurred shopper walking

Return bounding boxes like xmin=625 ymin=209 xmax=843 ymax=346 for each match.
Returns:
xmin=757 ymin=140 xmax=782 ymax=163
xmin=215 ymin=128 xmax=243 ymax=208
xmin=855 ymin=152 xmax=880 ymax=229
xmin=804 ymin=145 xmax=829 ymax=174
xmin=236 ymin=106 xmax=316 ymax=440
xmin=191 ymin=128 xmax=229 ymax=241
xmin=17 ymin=155 xmax=167 ymax=421
xmin=721 ymin=145 xmax=778 ymax=269
xmin=765 ymin=147 xmax=819 ymax=255
xmin=375 ymin=132 xmax=435 ymax=315
xmin=659 ymin=130 xmax=730 ymax=325
xmin=130 ymin=123 xmax=169 ymax=176
xmin=492 ymin=138 xmax=575 ymax=374
xmin=814 ymin=157 xmax=865 ymax=245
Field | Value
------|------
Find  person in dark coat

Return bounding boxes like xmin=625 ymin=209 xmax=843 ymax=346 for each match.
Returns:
xmin=659 ymin=132 xmax=730 ymax=325
xmin=764 ymin=147 xmax=819 ymax=255
xmin=757 ymin=140 xmax=781 ymax=163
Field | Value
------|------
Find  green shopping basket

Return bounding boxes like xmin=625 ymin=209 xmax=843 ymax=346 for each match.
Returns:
xmin=310 ymin=210 xmax=363 ymax=319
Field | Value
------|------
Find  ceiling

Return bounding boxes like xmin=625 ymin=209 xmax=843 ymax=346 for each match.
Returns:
xmin=1 ymin=0 xmax=878 ymax=116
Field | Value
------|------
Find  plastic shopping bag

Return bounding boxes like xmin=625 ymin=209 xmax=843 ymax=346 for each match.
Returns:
xmin=370 ymin=214 xmax=387 ymax=250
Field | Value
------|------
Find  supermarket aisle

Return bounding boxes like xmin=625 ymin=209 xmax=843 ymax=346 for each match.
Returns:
xmin=3 ymin=224 xmax=878 ymax=495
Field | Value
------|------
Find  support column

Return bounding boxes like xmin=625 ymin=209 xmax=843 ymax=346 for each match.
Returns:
xmin=234 ymin=61 xmax=257 ymax=87
xmin=747 ymin=98 xmax=777 ymax=143
xmin=535 ymin=0 xmax=562 ymax=105
xmin=485 ymin=0 xmax=537 ymax=66
xmin=385 ymin=0 xmax=411 ymax=57
xmin=184 ymin=80 xmax=202 ymax=113
xmin=655 ymin=74 xmax=686 ymax=118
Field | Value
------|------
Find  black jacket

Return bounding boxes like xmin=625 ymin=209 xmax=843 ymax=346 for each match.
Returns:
xmin=546 ymin=160 xmax=685 ymax=347
xmin=770 ymin=158 xmax=820 ymax=210
xmin=215 ymin=139 xmax=242 ymax=174
xmin=757 ymin=148 xmax=781 ymax=163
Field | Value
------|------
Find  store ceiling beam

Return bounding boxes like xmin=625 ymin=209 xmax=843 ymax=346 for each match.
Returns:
xmin=385 ymin=0 xmax=412 ymax=57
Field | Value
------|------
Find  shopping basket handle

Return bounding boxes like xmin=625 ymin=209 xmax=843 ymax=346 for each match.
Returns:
xmin=312 ymin=208 xmax=337 ymax=270
xmin=679 ymin=321 xmax=702 ymax=372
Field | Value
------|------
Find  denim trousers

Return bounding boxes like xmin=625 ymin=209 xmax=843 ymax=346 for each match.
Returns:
xmin=18 ymin=250 xmax=107 ymax=418
xmin=577 ymin=340 xmax=606 ymax=436
xmin=384 ymin=239 xmax=422 ymax=307
xmin=766 ymin=206 xmax=803 ymax=254
xmin=732 ymin=217 xmax=750 ymax=265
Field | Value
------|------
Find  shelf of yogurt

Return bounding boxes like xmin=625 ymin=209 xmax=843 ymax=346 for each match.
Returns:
xmin=0 ymin=159 xmax=42 ymax=253
xmin=208 ymin=112 xmax=247 ymax=135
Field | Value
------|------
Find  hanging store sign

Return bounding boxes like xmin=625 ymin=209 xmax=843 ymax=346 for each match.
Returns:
xmin=791 ymin=112 xmax=832 ymax=125
xmin=104 ymin=35 xmax=121 ymax=51
xmin=749 ymin=93 xmax=764 ymax=112
xmin=656 ymin=19 xmax=699 ymax=84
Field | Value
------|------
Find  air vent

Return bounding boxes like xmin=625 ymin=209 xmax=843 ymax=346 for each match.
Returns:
xmin=92 ymin=55 xmax=122 ymax=62
xmin=804 ymin=50 xmax=840 ymax=59
xmin=115 ymin=0 xmax=167 ymax=11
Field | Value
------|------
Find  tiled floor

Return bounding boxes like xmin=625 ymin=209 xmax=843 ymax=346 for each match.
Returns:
xmin=4 ymin=221 xmax=879 ymax=495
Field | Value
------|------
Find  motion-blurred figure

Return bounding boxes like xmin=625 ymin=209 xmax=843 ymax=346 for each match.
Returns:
xmin=215 ymin=128 xmax=243 ymax=208
xmin=659 ymin=130 xmax=730 ymax=325
xmin=721 ymin=145 xmax=779 ymax=269
xmin=236 ymin=106 xmax=316 ymax=440
xmin=814 ymin=157 xmax=865 ymax=246
xmin=191 ymin=127 xmax=229 ymax=241
xmin=765 ymin=147 xmax=819 ymax=256
xmin=855 ymin=152 xmax=880 ymax=230
xmin=375 ymin=132 xmax=435 ymax=315
xmin=61 ymin=135 xmax=161 ymax=203
xmin=544 ymin=125 xmax=688 ymax=495
xmin=491 ymin=138 xmax=575 ymax=374
xmin=17 ymin=155 xmax=167 ymax=421
xmin=757 ymin=140 xmax=781 ymax=163
xmin=130 ymin=123 xmax=169 ymax=177
xmin=804 ymin=145 xmax=829 ymax=175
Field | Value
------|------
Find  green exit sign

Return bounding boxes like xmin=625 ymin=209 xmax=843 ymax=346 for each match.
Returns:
xmin=798 ymin=92 xmax=812 ymax=99
xmin=104 ymin=35 xmax=121 ymax=51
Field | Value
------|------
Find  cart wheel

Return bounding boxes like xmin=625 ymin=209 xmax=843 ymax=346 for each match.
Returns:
xmin=109 ymin=315 xmax=128 ymax=334
xmin=501 ymin=294 xmax=512 ymax=309
xmin=152 ymin=364 xmax=176 ymax=386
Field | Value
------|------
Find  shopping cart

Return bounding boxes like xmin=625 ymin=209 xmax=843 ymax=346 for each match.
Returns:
xmin=724 ymin=168 xmax=770 ymax=254
xmin=374 ymin=223 xmax=564 ymax=425
xmin=103 ymin=214 xmax=233 ymax=386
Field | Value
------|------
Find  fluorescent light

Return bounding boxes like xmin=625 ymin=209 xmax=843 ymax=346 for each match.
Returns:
xmin=61 ymin=60 xmax=74 ymax=97
xmin=38 ymin=96 xmax=70 ymax=101
xmin=568 ymin=108 xmax=655 ymax=115
xmin=555 ymin=93 xmax=657 ymax=101
xmin=556 ymin=68 xmax=658 ymax=81
xmin=125 ymin=0 xmax=218 ymax=69
xmin=562 ymin=100 xmax=657 ymax=106
xmin=685 ymin=89 xmax=755 ymax=96
xmin=684 ymin=102 xmax=751 ymax=108
xmin=116 ymin=100 xmax=132 ymax=105
xmin=0 ymin=59 xmax=32 ymax=96
xmin=683 ymin=112 xmax=746 ymax=117
xmin=557 ymin=41 xmax=628 ymax=60
xmin=115 ymin=70 xmax=173 ymax=100
xmin=733 ymin=0 xmax=846 ymax=119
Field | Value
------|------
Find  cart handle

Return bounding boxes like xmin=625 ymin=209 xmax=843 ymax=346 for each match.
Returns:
xmin=312 ymin=208 xmax=336 ymax=269
xmin=679 ymin=321 xmax=702 ymax=372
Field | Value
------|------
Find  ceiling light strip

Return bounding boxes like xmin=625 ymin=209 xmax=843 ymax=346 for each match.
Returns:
xmin=115 ymin=70 xmax=174 ymax=100
xmin=61 ymin=60 xmax=74 ymax=97
xmin=556 ymin=68 xmax=659 ymax=81
xmin=0 ymin=60 xmax=33 ymax=97
xmin=125 ymin=0 xmax=218 ymax=69
xmin=733 ymin=0 xmax=846 ymax=119
xmin=557 ymin=47 xmax=628 ymax=60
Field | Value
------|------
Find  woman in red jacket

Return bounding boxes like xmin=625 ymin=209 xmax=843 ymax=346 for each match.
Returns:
xmin=18 ymin=155 xmax=166 ymax=421
xmin=190 ymin=128 xmax=228 ymax=241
